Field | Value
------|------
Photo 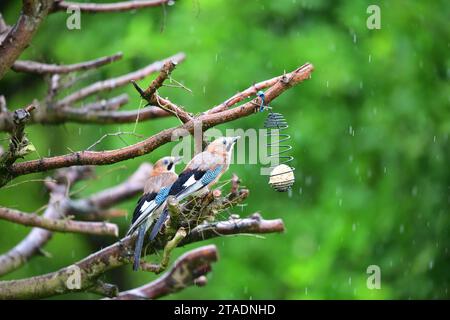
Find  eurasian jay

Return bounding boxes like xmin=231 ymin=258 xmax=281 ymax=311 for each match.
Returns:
xmin=148 ymin=136 xmax=241 ymax=241
xmin=126 ymin=156 xmax=181 ymax=271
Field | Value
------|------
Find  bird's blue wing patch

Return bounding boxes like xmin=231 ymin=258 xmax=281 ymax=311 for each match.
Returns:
xmin=200 ymin=165 xmax=223 ymax=185
xmin=155 ymin=186 xmax=170 ymax=205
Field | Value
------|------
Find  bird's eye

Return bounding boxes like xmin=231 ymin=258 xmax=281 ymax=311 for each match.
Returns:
xmin=163 ymin=160 xmax=168 ymax=165
xmin=222 ymin=139 xmax=226 ymax=145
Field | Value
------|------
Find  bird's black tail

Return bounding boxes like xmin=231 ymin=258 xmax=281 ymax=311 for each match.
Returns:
xmin=133 ymin=224 xmax=146 ymax=271
xmin=149 ymin=208 xmax=169 ymax=241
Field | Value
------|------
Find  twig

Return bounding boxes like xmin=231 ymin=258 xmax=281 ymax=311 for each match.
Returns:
xmin=86 ymin=131 xmax=144 ymax=151
xmin=0 ymin=207 xmax=118 ymax=237
xmin=11 ymin=52 xmax=123 ymax=74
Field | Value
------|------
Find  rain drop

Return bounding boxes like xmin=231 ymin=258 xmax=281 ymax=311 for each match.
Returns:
xmin=411 ymin=186 xmax=418 ymax=197
xmin=349 ymin=125 xmax=355 ymax=136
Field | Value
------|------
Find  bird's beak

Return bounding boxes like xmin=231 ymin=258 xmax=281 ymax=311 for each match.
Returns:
xmin=232 ymin=136 xmax=241 ymax=143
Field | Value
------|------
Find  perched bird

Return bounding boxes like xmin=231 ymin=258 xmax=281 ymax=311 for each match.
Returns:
xmin=127 ymin=156 xmax=181 ymax=271
xmin=148 ymin=136 xmax=241 ymax=241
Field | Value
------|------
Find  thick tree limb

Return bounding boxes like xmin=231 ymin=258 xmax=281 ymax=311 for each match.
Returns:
xmin=114 ymin=245 xmax=218 ymax=300
xmin=0 ymin=0 xmax=55 ymax=79
xmin=11 ymin=52 xmax=123 ymax=74
xmin=2 ymin=63 xmax=314 ymax=186
xmin=0 ymin=214 xmax=284 ymax=299
xmin=51 ymin=0 xmax=173 ymax=13
xmin=0 ymin=207 xmax=118 ymax=237
xmin=56 ymin=52 xmax=186 ymax=107
xmin=0 ymin=104 xmax=36 ymax=166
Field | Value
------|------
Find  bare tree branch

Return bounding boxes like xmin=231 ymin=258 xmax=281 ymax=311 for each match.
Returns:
xmin=55 ymin=52 xmax=186 ymax=107
xmin=0 ymin=0 xmax=56 ymax=79
xmin=41 ymin=105 xmax=170 ymax=125
xmin=11 ymin=52 xmax=123 ymax=74
xmin=0 ymin=213 xmax=283 ymax=299
xmin=1 ymin=63 xmax=314 ymax=187
xmin=0 ymin=207 xmax=118 ymax=237
xmin=0 ymin=162 xmax=152 ymax=276
xmin=80 ymin=94 xmax=129 ymax=112
xmin=113 ymin=245 xmax=218 ymax=300
xmin=51 ymin=0 xmax=173 ymax=13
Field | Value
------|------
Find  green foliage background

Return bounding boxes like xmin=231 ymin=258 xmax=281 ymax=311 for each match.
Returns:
xmin=0 ymin=0 xmax=448 ymax=299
